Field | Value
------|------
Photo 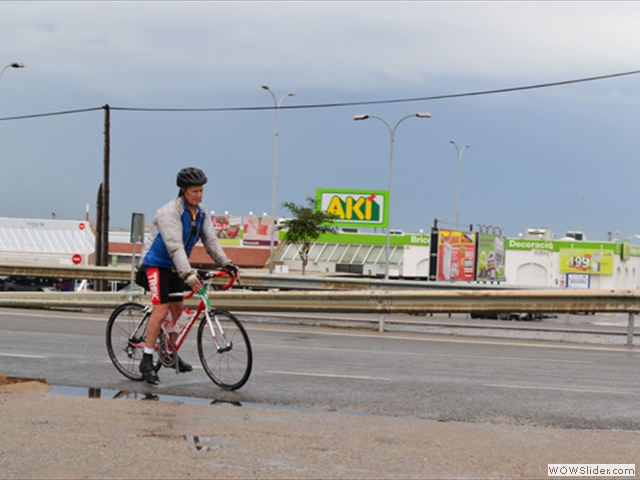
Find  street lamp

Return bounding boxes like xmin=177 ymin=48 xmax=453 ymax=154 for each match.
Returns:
xmin=450 ymin=140 xmax=470 ymax=230
xmin=0 ymin=61 xmax=25 ymax=83
xmin=354 ymin=112 xmax=431 ymax=280
xmin=262 ymin=85 xmax=295 ymax=274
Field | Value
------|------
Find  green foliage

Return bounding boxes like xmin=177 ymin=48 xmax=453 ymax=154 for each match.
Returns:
xmin=280 ymin=196 xmax=337 ymax=275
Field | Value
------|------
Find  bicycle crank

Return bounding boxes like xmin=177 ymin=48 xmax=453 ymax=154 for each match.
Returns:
xmin=157 ymin=333 xmax=177 ymax=368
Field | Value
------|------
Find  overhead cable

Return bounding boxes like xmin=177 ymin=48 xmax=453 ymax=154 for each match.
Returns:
xmin=1 ymin=68 xmax=639 ymax=120
xmin=0 ymin=107 xmax=103 ymax=122
xmin=111 ymin=68 xmax=640 ymax=112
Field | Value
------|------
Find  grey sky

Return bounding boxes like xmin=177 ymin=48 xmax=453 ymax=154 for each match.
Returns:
xmin=1 ymin=1 xmax=640 ymax=240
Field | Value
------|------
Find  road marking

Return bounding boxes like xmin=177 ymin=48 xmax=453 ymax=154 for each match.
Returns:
xmin=0 ymin=309 xmax=105 ymax=322
xmin=484 ymin=383 xmax=637 ymax=396
xmin=268 ymin=370 xmax=389 ymax=381
xmin=249 ymin=325 xmax=639 ymax=354
xmin=256 ymin=342 xmax=593 ymax=365
xmin=0 ymin=352 xmax=44 ymax=359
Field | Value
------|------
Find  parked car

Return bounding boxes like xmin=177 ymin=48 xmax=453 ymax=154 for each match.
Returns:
xmin=2 ymin=276 xmax=60 ymax=292
xmin=470 ymin=311 xmax=546 ymax=321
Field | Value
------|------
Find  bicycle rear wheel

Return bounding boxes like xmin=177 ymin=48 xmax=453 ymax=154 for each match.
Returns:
xmin=106 ymin=302 xmax=159 ymax=381
xmin=197 ymin=309 xmax=252 ymax=390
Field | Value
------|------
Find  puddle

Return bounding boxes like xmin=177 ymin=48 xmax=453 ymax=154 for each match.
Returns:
xmin=43 ymin=384 xmax=398 ymax=422
xmin=1 ymin=375 xmax=400 ymax=423
xmin=47 ymin=384 xmax=244 ymax=406
xmin=0 ymin=377 xmax=241 ymax=406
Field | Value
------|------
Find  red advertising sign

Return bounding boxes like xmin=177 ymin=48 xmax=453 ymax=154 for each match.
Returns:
xmin=243 ymin=215 xmax=274 ymax=247
xmin=437 ymin=229 xmax=477 ymax=281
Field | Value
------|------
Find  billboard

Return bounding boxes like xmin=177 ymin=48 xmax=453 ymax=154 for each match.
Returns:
xmin=559 ymin=248 xmax=614 ymax=275
xmin=437 ymin=229 xmax=477 ymax=281
xmin=243 ymin=215 xmax=275 ymax=247
xmin=316 ymin=189 xmax=388 ymax=228
xmin=212 ymin=215 xmax=242 ymax=245
xmin=476 ymin=233 xmax=505 ymax=282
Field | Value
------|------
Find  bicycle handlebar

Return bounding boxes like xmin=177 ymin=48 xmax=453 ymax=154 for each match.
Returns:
xmin=200 ymin=269 xmax=238 ymax=290
xmin=181 ymin=269 xmax=238 ymax=300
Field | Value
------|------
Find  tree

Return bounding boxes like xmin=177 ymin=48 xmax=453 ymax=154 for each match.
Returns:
xmin=280 ymin=196 xmax=337 ymax=275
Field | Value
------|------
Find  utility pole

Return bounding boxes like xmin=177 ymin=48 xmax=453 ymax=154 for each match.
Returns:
xmin=95 ymin=105 xmax=111 ymax=291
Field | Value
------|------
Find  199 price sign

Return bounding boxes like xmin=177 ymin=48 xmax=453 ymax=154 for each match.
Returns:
xmin=559 ymin=249 xmax=613 ymax=275
xmin=567 ymin=254 xmax=591 ymax=271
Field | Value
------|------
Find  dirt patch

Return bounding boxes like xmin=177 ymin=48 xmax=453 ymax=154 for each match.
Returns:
xmin=0 ymin=375 xmax=51 ymax=395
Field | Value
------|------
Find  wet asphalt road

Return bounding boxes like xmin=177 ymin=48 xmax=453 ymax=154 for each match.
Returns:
xmin=1 ymin=307 xmax=639 ymax=431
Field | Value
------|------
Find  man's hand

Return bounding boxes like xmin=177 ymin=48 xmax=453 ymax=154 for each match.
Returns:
xmin=184 ymin=271 xmax=203 ymax=291
xmin=224 ymin=263 xmax=240 ymax=279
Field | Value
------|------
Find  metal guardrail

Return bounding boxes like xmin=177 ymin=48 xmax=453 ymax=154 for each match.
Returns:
xmin=0 ymin=263 xmax=518 ymax=291
xmin=0 ymin=288 xmax=638 ymax=345
xmin=0 ymin=263 xmax=638 ymax=345
xmin=0 ymin=289 xmax=637 ymax=313
xmin=0 ymin=264 xmax=132 ymax=282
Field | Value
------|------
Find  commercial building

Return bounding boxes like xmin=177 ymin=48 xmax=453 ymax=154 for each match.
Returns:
xmin=1 ymin=216 xmax=639 ymax=290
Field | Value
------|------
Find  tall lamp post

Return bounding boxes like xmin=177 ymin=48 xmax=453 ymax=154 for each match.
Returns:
xmin=262 ymin=85 xmax=295 ymax=274
xmin=0 ymin=61 xmax=25 ymax=83
xmin=354 ymin=112 xmax=431 ymax=280
xmin=450 ymin=140 xmax=470 ymax=230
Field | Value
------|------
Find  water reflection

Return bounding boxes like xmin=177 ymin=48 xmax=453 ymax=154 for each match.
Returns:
xmin=48 ymin=384 xmax=243 ymax=407
xmin=112 ymin=391 xmax=160 ymax=401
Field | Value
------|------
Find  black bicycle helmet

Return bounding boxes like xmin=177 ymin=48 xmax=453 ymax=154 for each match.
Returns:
xmin=176 ymin=167 xmax=208 ymax=187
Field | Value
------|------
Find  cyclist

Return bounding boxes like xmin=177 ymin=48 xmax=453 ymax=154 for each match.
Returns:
xmin=135 ymin=167 xmax=239 ymax=385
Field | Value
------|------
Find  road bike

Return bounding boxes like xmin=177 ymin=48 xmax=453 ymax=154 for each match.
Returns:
xmin=105 ymin=270 xmax=252 ymax=390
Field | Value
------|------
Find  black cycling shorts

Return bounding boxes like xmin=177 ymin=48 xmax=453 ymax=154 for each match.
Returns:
xmin=136 ymin=266 xmax=186 ymax=305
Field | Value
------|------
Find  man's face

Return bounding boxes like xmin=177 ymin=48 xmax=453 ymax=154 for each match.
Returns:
xmin=183 ymin=185 xmax=204 ymax=207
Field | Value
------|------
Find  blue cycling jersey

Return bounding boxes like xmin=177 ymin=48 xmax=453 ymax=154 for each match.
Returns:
xmin=141 ymin=202 xmax=205 ymax=270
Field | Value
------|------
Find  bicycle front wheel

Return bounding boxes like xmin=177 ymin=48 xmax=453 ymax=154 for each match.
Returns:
xmin=197 ymin=309 xmax=252 ymax=390
xmin=106 ymin=302 xmax=157 ymax=381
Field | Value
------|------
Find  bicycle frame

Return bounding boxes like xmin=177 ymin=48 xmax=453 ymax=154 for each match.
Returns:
xmin=163 ymin=270 xmax=235 ymax=355
xmin=169 ymin=289 xmax=207 ymax=351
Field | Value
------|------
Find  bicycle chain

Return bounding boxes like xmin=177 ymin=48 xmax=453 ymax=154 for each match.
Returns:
xmin=157 ymin=332 xmax=177 ymax=368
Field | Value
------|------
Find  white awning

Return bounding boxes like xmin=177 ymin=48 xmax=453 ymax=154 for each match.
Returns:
xmin=0 ymin=217 xmax=95 ymax=265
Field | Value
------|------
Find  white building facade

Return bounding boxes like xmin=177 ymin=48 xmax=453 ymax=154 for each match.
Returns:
xmin=0 ymin=217 xmax=95 ymax=266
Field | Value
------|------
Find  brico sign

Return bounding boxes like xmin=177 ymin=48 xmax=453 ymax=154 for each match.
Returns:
xmin=316 ymin=189 xmax=388 ymax=228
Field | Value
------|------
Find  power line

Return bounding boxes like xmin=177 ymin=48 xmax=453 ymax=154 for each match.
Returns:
xmin=1 ymin=68 xmax=639 ymax=120
xmin=114 ymin=68 xmax=640 ymax=112
xmin=0 ymin=106 xmax=103 ymax=122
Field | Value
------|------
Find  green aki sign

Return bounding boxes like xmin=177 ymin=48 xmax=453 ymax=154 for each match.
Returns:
xmin=316 ymin=189 xmax=388 ymax=228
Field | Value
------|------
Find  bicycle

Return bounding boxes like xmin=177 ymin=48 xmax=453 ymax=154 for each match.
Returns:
xmin=105 ymin=269 xmax=252 ymax=390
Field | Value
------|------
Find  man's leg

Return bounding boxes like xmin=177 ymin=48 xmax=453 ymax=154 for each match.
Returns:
xmin=140 ymin=303 xmax=169 ymax=385
xmin=145 ymin=303 xmax=169 ymax=350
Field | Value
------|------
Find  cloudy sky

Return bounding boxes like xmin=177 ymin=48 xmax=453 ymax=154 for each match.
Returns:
xmin=1 ymin=1 xmax=640 ymax=241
